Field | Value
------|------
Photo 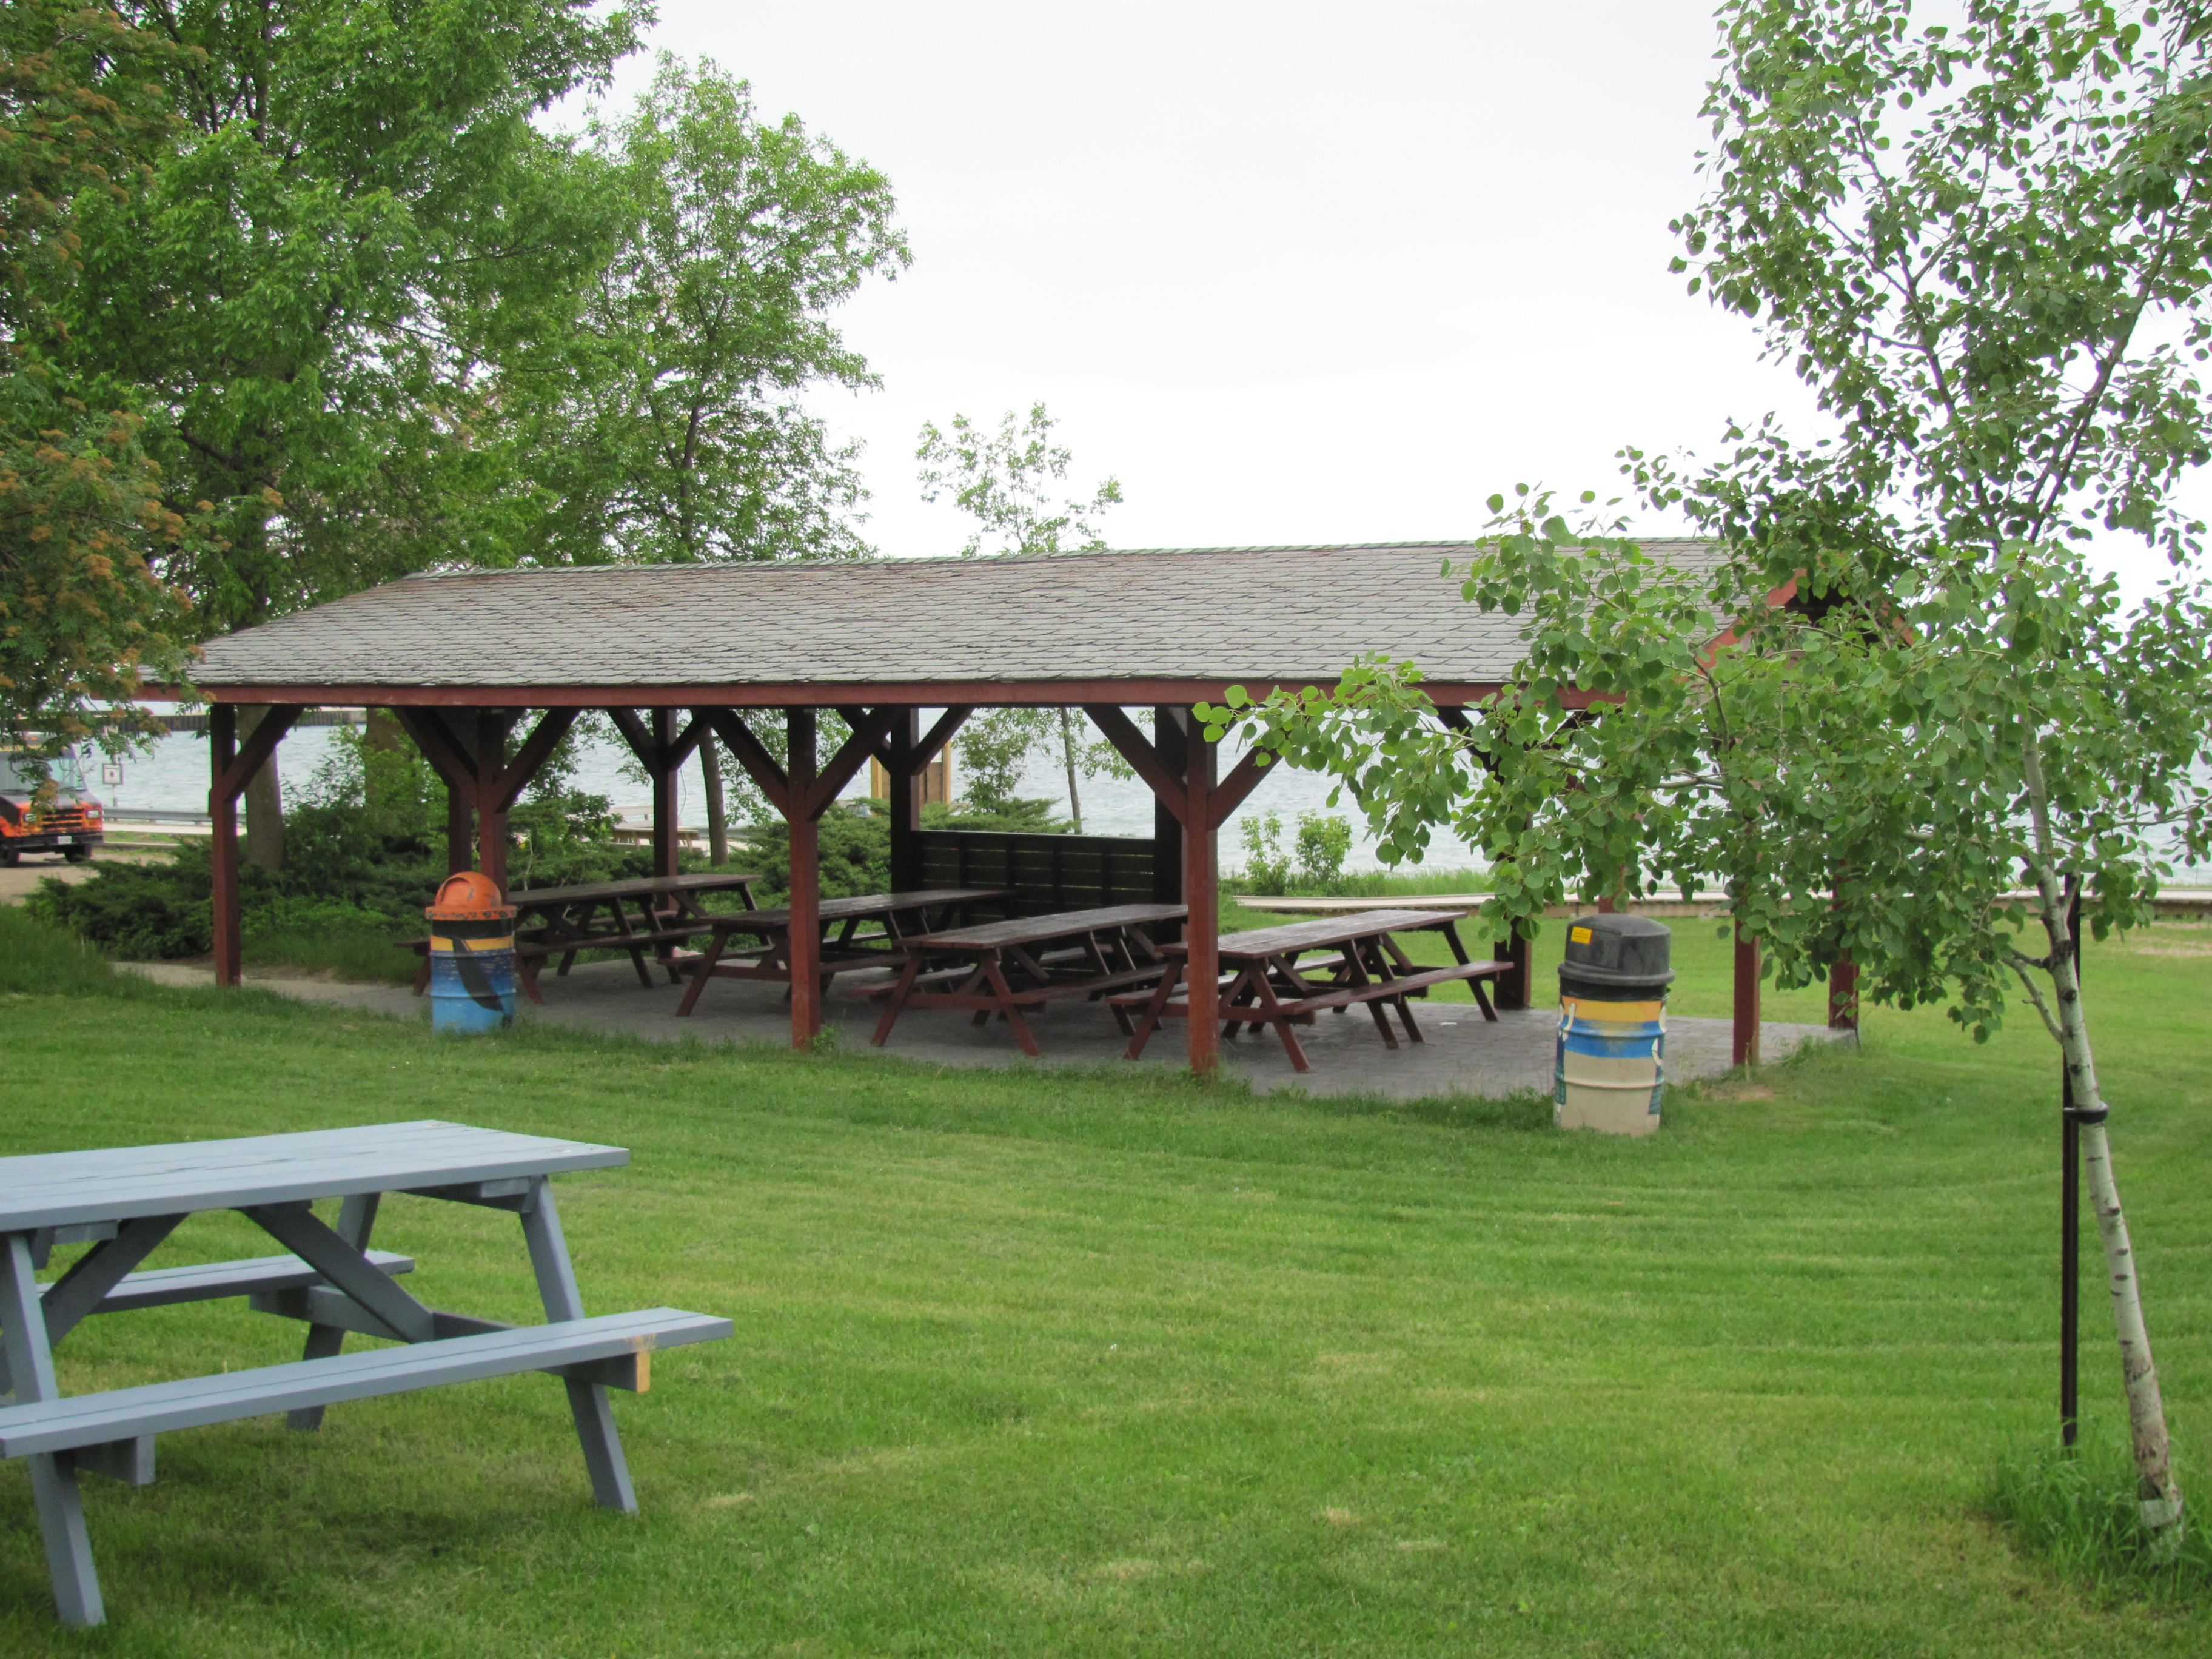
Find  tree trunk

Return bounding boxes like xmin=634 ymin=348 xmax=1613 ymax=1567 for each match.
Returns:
xmin=701 ymin=737 xmax=729 ymax=867
xmin=2022 ymin=739 xmax=2182 ymax=1535
xmin=1058 ymin=707 xmax=1083 ymax=834
xmin=241 ymin=706 xmax=284 ymax=873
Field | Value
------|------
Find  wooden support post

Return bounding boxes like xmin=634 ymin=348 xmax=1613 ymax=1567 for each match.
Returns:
xmin=1731 ymin=925 xmax=1762 ymax=1067
xmin=445 ymin=777 xmax=474 ymax=877
xmin=206 ymin=700 xmax=303 ymax=987
xmin=1153 ymin=706 xmax=1186 ymax=907
xmin=786 ymin=708 xmax=821 ymax=1047
xmin=887 ymin=709 xmax=922 ymax=891
xmin=652 ymin=708 xmax=681 ymax=882
xmin=210 ymin=703 xmax=241 ymax=988
xmin=1827 ymin=953 xmax=1859 ymax=1032
xmin=1492 ymin=924 xmax=1533 ymax=1011
xmin=1182 ymin=720 xmax=1219 ymax=1074
xmin=474 ymin=711 xmax=514 ymax=895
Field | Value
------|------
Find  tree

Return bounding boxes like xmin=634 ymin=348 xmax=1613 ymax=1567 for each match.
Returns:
xmin=514 ymin=54 xmax=907 ymax=568
xmin=916 ymin=401 xmax=1128 ymax=829
xmin=1 ymin=4 xmax=199 ymax=758
xmin=498 ymin=55 xmax=905 ymax=848
xmin=1204 ymin=0 xmax=2212 ymax=1539
xmin=58 ymin=1 xmax=648 ymax=629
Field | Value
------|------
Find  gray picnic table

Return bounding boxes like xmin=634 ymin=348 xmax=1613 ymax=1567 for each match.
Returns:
xmin=0 ymin=1121 xmax=732 ymax=1628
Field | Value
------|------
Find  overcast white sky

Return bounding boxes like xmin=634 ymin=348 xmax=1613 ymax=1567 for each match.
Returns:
xmin=586 ymin=1 xmax=1835 ymax=558
xmin=583 ymin=1 xmax=2196 ymax=597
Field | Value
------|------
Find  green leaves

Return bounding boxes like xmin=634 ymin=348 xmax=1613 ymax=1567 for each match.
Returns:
xmin=915 ymin=401 xmax=1122 ymax=560
xmin=506 ymin=54 xmax=907 ymax=568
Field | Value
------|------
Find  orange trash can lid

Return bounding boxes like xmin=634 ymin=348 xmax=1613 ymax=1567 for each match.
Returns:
xmin=426 ymin=871 xmax=515 ymax=920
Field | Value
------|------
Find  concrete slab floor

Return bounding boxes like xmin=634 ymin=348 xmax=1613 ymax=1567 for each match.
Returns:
xmin=121 ymin=956 xmax=1849 ymax=1102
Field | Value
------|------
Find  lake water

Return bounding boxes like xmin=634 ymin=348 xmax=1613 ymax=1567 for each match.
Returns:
xmin=95 ymin=712 xmax=1484 ymax=879
xmin=91 ymin=713 xmax=2207 ymax=886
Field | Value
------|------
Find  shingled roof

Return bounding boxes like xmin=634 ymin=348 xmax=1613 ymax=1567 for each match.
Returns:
xmin=190 ymin=540 xmax=1722 ymax=706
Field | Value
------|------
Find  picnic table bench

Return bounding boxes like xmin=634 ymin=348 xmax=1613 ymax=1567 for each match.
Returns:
xmin=673 ymin=888 xmax=1005 ymax=1016
xmin=0 ymin=1121 xmax=731 ymax=1628
xmin=867 ymin=902 xmax=1188 ymax=1056
xmin=1118 ymin=908 xmax=1512 ymax=1073
xmin=400 ymin=871 xmax=764 ymax=1001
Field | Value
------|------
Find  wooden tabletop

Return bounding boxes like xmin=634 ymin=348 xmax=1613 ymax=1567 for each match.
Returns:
xmin=903 ymin=903 xmax=1188 ymax=951
xmin=0 ymin=1122 xmax=629 ymax=1233
xmin=1198 ymin=908 xmax=1473 ymax=960
xmin=697 ymin=888 xmax=1007 ymax=934
xmin=509 ymin=871 xmax=762 ymax=907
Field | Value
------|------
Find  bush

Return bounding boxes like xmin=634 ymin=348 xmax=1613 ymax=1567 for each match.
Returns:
xmin=29 ymin=719 xmax=643 ymax=965
xmin=734 ymin=802 xmax=892 ymax=900
xmin=0 ymin=902 xmax=138 ymax=996
xmin=1235 ymin=810 xmax=1355 ymax=895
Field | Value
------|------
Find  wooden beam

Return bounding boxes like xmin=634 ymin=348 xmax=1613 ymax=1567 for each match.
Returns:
xmin=651 ymin=709 xmax=680 ymax=881
xmin=210 ymin=704 xmax=241 ymax=987
xmin=212 ymin=704 xmax=304 ymax=803
xmin=662 ymin=714 xmax=706 ymax=773
xmin=393 ymin=706 xmax=478 ymax=790
xmin=1153 ymin=708 xmax=1185 ymax=907
xmin=787 ymin=708 xmax=822 ymax=1047
xmin=1083 ymin=704 xmax=1185 ymax=823
xmin=605 ymin=708 xmax=659 ymax=773
xmin=1732 ymin=925 xmax=1762 ymax=1066
xmin=1182 ymin=729 xmax=1219 ymax=1074
xmin=1828 ymin=953 xmax=1859 ymax=1032
xmin=911 ymin=705 xmax=973 ymax=769
xmin=179 ymin=678 xmax=1550 ymax=711
xmin=888 ymin=709 xmax=921 ymax=891
xmin=1208 ymin=748 xmax=1272 ymax=830
xmin=703 ymin=710 xmax=790 ymax=813
xmin=802 ymin=706 xmax=898 ymax=820
xmin=474 ymin=711 xmax=515 ymax=892
xmin=492 ymin=708 xmax=580 ymax=814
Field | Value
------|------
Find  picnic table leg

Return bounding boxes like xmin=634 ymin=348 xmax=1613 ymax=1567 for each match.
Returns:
xmin=518 ymin=1180 xmax=637 ymax=1515
xmin=605 ymin=899 xmax=656 ymax=990
xmin=1123 ymin=959 xmax=1182 ymax=1059
xmin=871 ymin=953 xmax=925 ymax=1047
xmin=516 ymin=951 xmax=548 ymax=1007
xmin=675 ymin=928 xmax=731 ymax=1017
xmin=1376 ymin=934 xmax=1426 ymax=1042
xmin=1245 ymin=974 xmax=1313 ymax=1071
xmin=2 ymin=1231 xmax=104 ymax=1627
xmin=287 ymin=1192 xmax=380 ymax=1432
xmin=980 ymin=955 xmax=1042 ymax=1057
xmin=1345 ymin=945 xmax=1399 ymax=1050
xmin=1470 ymin=977 xmax=1499 ymax=1022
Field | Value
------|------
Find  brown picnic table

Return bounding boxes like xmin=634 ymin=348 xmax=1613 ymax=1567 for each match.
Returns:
xmin=674 ymin=888 xmax=1007 ymax=1016
xmin=1119 ymin=908 xmax=1513 ymax=1073
xmin=867 ymin=902 xmax=1189 ymax=1056
xmin=403 ymin=871 xmax=765 ymax=1002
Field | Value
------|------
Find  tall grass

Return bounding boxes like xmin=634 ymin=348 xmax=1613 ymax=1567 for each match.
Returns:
xmin=0 ymin=905 xmax=141 ymax=997
xmin=1985 ymin=1436 xmax=2212 ymax=1596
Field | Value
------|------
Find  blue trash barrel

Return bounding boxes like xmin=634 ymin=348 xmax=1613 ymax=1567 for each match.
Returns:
xmin=1554 ymin=913 xmax=1674 ymax=1135
xmin=425 ymin=871 xmax=517 ymax=1034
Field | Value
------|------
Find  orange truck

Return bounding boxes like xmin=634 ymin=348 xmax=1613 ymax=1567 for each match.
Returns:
xmin=0 ymin=745 xmax=105 ymax=867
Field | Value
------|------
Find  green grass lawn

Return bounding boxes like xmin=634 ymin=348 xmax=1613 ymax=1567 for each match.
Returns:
xmin=0 ymin=911 xmax=2208 ymax=1655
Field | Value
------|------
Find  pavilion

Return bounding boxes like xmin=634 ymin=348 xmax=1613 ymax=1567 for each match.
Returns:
xmin=187 ymin=539 xmax=1821 ymax=1071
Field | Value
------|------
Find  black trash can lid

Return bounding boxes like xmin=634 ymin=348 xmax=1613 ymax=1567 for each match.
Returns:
xmin=1560 ymin=912 xmax=1675 ymax=987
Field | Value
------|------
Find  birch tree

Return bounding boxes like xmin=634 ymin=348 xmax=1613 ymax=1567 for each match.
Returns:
xmin=1203 ymin=0 xmax=2212 ymax=1538
xmin=916 ymin=402 xmax=1128 ymax=827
